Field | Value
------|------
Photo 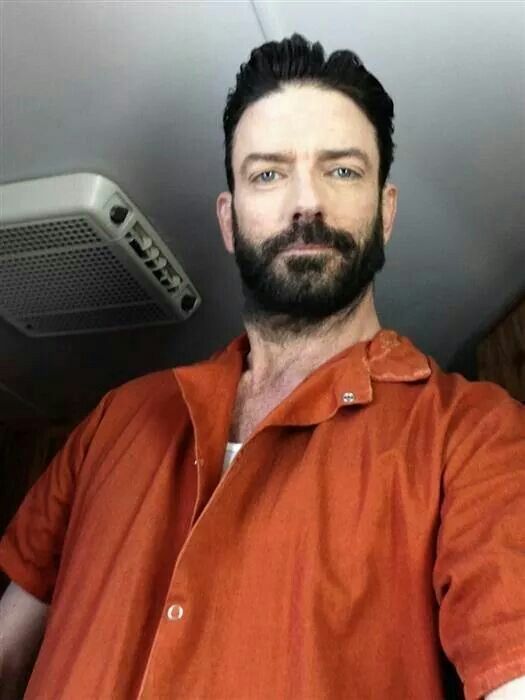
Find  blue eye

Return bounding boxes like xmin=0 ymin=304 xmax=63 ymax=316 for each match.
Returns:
xmin=332 ymin=167 xmax=359 ymax=179
xmin=255 ymin=170 xmax=279 ymax=183
xmin=253 ymin=168 xmax=359 ymax=183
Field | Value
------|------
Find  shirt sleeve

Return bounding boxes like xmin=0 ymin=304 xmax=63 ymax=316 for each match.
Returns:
xmin=0 ymin=390 xmax=115 ymax=605
xmin=433 ymin=383 xmax=525 ymax=700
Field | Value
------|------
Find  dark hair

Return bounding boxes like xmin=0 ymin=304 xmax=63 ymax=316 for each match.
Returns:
xmin=223 ymin=33 xmax=396 ymax=194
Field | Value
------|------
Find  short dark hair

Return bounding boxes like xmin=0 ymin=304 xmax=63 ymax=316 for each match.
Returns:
xmin=223 ymin=33 xmax=396 ymax=194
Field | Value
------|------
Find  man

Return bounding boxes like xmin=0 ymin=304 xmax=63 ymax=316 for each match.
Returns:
xmin=1 ymin=34 xmax=524 ymax=700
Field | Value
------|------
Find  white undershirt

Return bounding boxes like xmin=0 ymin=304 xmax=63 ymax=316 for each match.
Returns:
xmin=223 ymin=441 xmax=242 ymax=474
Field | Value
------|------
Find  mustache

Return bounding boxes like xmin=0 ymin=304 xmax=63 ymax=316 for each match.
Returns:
xmin=261 ymin=219 xmax=357 ymax=259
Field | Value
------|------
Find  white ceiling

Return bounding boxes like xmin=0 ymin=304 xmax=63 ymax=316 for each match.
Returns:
xmin=0 ymin=0 xmax=524 ymax=424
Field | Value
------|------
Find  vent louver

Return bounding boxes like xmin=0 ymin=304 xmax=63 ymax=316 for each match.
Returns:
xmin=0 ymin=173 xmax=201 ymax=336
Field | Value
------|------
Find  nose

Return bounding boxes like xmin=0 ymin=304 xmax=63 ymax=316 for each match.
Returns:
xmin=293 ymin=208 xmax=323 ymax=225
xmin=291 ymin=173 xmax=324 ymax=224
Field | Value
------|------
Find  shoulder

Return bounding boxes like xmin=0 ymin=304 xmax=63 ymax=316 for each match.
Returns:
xmin=423 ymin=359 xmax=524 ymax=484
xmin=387 ymin=354 xmax=523 ymax=460
xmin=375 ymin=347 xmax=520 ymax=427
xmin=92 ymin=369 xmax=185 ymax=430
xmin=109 ymin=368 xmax=178 ymax=402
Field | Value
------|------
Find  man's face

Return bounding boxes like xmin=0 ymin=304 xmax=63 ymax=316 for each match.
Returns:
xmin=223 ymin=83 xmax=390 ymax=327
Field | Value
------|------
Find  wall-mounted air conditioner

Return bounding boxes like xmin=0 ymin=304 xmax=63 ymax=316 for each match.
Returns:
xmin=0 ymin=172 xmax=202 ymax=336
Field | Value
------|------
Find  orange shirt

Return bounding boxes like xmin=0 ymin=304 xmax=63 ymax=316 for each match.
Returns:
xmin=1 ymin=328 xmax=524 ymax=700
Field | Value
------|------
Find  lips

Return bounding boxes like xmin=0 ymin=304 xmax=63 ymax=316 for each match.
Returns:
xmin=283 ymin=244 xmax=332 ymax=252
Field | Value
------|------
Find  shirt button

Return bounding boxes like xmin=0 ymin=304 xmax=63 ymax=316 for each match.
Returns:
xmin=166 ymin=603 xmax=184 ymax=621
xmin=342 ymin=392 xmax=356 ymax=404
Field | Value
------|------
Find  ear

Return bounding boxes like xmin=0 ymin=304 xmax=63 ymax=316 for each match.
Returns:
xmin=381 ymin=183 xmax=398 ymax=246
xmin=216 ymin=191 xmax=235 ymax=254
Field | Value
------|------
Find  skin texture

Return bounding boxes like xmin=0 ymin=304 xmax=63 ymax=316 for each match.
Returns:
xmin=0 ymin=581 xmax=49 ymax=700
xmin=216 ymin=83 xmax=398 ymax=394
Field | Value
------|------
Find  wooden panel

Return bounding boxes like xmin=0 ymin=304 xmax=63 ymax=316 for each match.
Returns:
xmin=477 ymin=297 xmax=525 ymax=402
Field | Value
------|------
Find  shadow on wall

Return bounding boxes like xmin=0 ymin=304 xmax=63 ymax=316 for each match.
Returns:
xmin=447 ymin=333 xmax=480 ymax=381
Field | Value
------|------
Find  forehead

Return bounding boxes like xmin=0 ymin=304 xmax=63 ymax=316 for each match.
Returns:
xmin=232 ymin=83 xmax=379 ymax=171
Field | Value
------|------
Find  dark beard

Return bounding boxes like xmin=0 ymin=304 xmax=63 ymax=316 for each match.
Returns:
xmin=231 ymin=202 xmax=386 ymax=338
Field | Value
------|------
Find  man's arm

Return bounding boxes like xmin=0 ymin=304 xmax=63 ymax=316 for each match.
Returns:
xmin=486 ymin=675 xmax=525 ymax=699
xmin=432 ymin=383 xmax=525 ymax=698
xmin=0 ymin=580 xmax=49 ymax=700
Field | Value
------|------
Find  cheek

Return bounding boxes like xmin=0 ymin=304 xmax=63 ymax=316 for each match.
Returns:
xmin=335 ymin=195 xmax=378 ymax=230
xmin=239 ymin=198 xmax=287 ymax=239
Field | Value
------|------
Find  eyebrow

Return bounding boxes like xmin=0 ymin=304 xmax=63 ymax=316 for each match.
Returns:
xmin=240 ymin=148 xmax=372 ymax=176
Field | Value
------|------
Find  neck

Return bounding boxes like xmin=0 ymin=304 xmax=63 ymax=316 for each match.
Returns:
xmin=242 ymin=285 xmax=381 ymax=392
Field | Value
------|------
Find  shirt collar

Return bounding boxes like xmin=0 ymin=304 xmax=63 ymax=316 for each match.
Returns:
xmin=173 ymin=328 xmax=432 ymax=435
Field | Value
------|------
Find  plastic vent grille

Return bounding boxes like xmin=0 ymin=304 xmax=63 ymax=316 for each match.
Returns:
xmin=0 ymin=174 xmax=202 ymax=336
xmin=21 ymin=303 xmax=169 ymax=334
xmin=0 ymin=217 xmax=100 ymax=257
xmin=1 ymin=246 xmax=151 ymax=316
